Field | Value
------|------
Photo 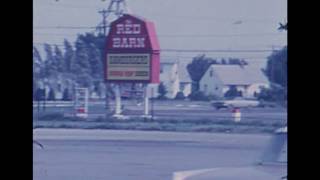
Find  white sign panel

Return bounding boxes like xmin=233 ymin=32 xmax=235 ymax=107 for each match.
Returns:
xmin=106 ymin=54 xmax=150 ymax=81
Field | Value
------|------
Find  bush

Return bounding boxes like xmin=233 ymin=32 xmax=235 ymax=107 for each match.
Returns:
xmin=34 ymin=88 xmax=46 ymax=101
xmin=188 ymin=91 xmax=208 ymax=101
xmin=157 ymin=95 xmax=168 ymax=100
xmin=224 ymin=86 xmax=241 ymax=98
xmin=62 ymin=88 xmax=71 ymax=101
xmin=48 ymin=89 xmax=56 ymax=101
xmin=157 ymin=82 xmax=167 ymax=99
xmin=175 ymin=91 xmax=186 ymax=100
xmin=39 ymin=113 xmax=64 ymax=121
xmin=258 ymin=85 xmax=286 ymax=102
xmin=207 ymin=95 xmax=222 ymax=101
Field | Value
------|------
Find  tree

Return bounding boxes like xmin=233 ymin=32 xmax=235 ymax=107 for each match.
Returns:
xmin=43 ymin=43 xmax=57 ymax=77
xmin=263 ymin=46 xmax=287 ymax=88
xmin=228 ymin=58 xmax=241 ymax=65
xmin=258 ymin=85 xmax=286 ymax=103
xmin=35 ymin=33 xmax=106 ymax=97
xmin=63 ymin=39 xmax=76 ymax=73
xmin=87 ymin=43 xmax=102 ymax=79
xmin=187 ymin=55 xmax=218 ymax=91
xmin=157 ymin=82 xmax=167 ymax=99
xmin=33 ymin=47 xmax=44 ymax=92
xmin=221 ymin=59 xmax=227 ymax=64
xmin=175 ymin=91 xmax=185 ymax=100
xmin=74 ymin=39 xmax=90 ymax=74
xmin=48 ymin=88 xmax=56 ymax=101
xmin=33 ymin=47 xmax=43 ymax=75
xmin=53 ymin=45 xmax=65 ymax=73
xmin=74 ymin=39 xmax=93 ymax=87
xmin=188 ymin=91 xmax=208 ymax=101
xmin=256 ymin=23 xmax=287 ymax=105
xmin=228 ymin=58 xmax=247 ymax=65
xmin=34 ymin=88 xmax=45 ymax=101
xmin=62 ymin=88 xmax=71 ymax=101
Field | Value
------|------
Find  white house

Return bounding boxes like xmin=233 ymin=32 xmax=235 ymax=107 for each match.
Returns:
xmin=199 ymin=65 xmax=269 ymax=99
xmin=159 ymin=61 xmax=180 ymax=98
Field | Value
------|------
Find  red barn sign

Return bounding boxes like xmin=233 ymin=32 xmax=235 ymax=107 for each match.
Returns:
xmin=105 ymin=14 xmax=160 ymax=83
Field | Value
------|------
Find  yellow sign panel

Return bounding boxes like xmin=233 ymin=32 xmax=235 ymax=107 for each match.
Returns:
xmin=106 ymin=54 xmax=150 ymax=81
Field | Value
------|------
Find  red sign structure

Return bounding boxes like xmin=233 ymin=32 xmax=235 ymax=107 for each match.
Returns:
xmin=105 ymin=14 xmax=160 ymax=83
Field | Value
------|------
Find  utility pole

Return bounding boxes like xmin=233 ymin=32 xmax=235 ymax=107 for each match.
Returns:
xmin=98 ymin=9 xmax=108 ymax=36
xmin=96 ymin=0 xmax=129 ymax=117
xmin=96 ymin=0 xmax=129 ymax=36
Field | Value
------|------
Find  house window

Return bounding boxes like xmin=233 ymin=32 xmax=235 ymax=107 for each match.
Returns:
xmin=180 ymin=83 xmax=185 ymax=91
xmin=204 ymin=84 xmax=208 ymax=93
xmin=210 ymin=70 xmax=213 ymax=77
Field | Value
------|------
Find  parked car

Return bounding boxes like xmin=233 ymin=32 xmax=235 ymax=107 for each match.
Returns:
xmin=211 ymin=97 xmax=260 ymax=109
xmin=211 ymin=101 xmax=229 ymax=110
xmin=258 ymin=100 xmax=277 ymax=108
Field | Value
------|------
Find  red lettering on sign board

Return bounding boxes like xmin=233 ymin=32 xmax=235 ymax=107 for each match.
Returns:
xmin=110 ymin=71 xmax=124 ymax=76
xmin=125 ymin=71 xmax=134 ymax=77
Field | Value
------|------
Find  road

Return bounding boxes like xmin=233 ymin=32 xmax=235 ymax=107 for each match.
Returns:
xmin=33 ymin=129 xmax=271 ymax=180
xmin=33 ymin=100 xmax=287 ymax=123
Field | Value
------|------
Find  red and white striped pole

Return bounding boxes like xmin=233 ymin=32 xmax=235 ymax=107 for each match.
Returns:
xmin=232 ymin=107 xmax=241 ymax=122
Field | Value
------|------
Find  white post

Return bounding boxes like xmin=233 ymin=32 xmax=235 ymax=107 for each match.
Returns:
xmin=114 ymin=84 xmax=122 ymax=116
xmin=232 ymin=108 xmax=241 ymax=122
xmin=84 ymin=88 xmax=89 ymax=116
xmin=144 ymin=84 xmax=149 ymax=116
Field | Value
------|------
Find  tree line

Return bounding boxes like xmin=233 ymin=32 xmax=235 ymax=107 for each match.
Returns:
xmin=33 ymin=32 xmax=287 ymax=103
xmin=33 ymin=33 xmax=105 ymax=100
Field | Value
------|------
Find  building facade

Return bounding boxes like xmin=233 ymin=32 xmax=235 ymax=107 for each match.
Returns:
xmin=200 ymin=65 xmax=269 ymax=99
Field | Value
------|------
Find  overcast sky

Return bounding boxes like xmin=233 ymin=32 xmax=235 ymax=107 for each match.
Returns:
xmin=33 ymin=0 xmax=287 ymax=68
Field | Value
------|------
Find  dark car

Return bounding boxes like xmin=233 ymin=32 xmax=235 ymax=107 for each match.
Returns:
xmin=211 ymin=101 xmax=229 ymax=110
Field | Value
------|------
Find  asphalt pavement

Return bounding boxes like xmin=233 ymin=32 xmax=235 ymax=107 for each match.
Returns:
xmin=33 ymin=129 xmax=271 ymax=180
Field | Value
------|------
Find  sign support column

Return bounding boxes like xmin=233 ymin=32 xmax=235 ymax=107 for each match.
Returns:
xmin=142 ymin=84 xmax=151 ymax=118
xmin=113 ymin=84 xmax=124 ymax=118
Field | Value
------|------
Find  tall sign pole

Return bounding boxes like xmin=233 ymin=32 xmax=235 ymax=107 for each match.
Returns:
xmin=97 ymin=0 xmax=129 ymax=117
xmin=143 ymin=84 xmax=150 ymax=118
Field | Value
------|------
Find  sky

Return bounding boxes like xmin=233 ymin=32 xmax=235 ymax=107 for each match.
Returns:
xmin=33 ymin=0 xmax=287 ymax=68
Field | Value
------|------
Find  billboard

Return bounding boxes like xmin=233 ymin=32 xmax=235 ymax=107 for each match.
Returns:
xmin=106 ymin=54 xmax=150 ymax=81
xmin=105 ymin=14 xmax=160 ymax=83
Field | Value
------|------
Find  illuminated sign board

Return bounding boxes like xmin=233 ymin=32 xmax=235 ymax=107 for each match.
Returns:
xmin=105 ymin=14 xmax=160 ymax=83
xmin=107 ymin=54 xmax=150 ymax=80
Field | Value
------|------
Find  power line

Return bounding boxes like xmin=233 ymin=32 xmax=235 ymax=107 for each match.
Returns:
xmin=158 ymin=33 xmax=285 ymax=38
xmin=35 ymin=2 xmax=277 ymax=23
xmin=33 ymin=31 xmax=286 ymax=38
xmin=33 ymin=42 xmax=279 ymax=53
xmin=161 ymin=55 xmax=268 ymax=60
xmin=33 ymin=26 xmax=96 ymax=29
xmin=161 ymin=49 xmax=277 ymax=53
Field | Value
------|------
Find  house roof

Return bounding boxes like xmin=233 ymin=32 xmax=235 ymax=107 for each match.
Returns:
xmin=210 ymin=65 xmax=269 ymax=85
xmin=160 ymin=56 xmax=179 ymax=64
